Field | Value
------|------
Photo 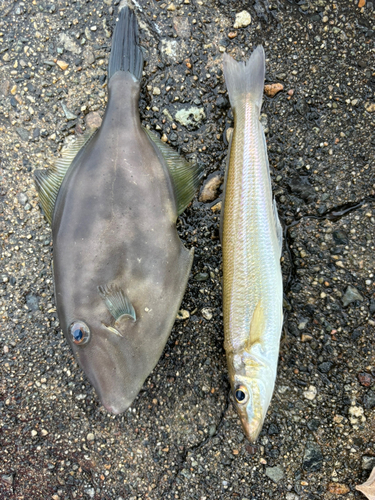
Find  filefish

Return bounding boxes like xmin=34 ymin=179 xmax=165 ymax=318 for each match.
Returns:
xmin=34 ymin=7 xmax=201 ymax=414
xmin=221 ymin=47 xmax=283 ymax=441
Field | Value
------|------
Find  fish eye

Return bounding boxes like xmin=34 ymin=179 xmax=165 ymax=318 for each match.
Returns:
xmin=69 ymin=321 xmax=90 ymax=345
xmin=234 ymin=385 xmax=249 ymax=404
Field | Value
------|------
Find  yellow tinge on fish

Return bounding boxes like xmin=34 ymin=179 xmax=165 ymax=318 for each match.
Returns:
xmin=222 ymin=47 xmax=283 ymax=442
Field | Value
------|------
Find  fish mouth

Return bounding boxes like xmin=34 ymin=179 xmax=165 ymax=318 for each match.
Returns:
xmin=240 ymin=417 xmax=264 ymax=443
xmin=101 ymin=398 xmax=132 ymax=415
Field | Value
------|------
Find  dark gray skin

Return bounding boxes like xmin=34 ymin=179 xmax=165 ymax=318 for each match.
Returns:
xmin=53 ymin=71 xmax=193 ymax=414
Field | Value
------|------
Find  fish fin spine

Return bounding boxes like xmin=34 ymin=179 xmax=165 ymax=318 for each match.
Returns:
xmin=143 ymin=128 xmax=203 ymax=216
xmin=223 ymin=46 xmax=265 ymax=113
xmin=108 ymin=6 xmax=143 ymax=81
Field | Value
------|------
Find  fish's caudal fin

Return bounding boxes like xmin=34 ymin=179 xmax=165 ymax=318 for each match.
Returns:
xmin=108 ymin=6 xmax=143 ymax=81
xmin=223 ymin=46 xmax=265 ymax=114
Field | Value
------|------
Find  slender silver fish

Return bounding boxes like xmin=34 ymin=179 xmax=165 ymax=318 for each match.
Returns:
xmin=34 ymin=7 xmax=201 ymax=413
xmin=222 ymin=47 xmax=283 ymax=441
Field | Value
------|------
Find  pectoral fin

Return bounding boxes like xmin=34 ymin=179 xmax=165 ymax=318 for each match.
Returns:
xmin=143 ymin=128 xmax=203 ymax=216
xmin=98 ymin=284 xmax=136 ymax=323
xmin=246 ymin=301 xmax=266 ymax=351
xmin=34 ymin=128 xmax=97 ymax=225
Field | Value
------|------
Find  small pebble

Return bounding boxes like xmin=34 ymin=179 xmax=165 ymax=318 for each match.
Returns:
xmin=358 ymin=373 xmax=373 ymax=387
xmin=264 ymin=83 xmax=284 ymax=98
xmin=265 ymin=466 xmax=284 ymax=483
xmin=199 ymin=174 xmax=223 ymax=203
xmin=233 ymin=11 xmax=251 ymax=29
xmin=211 ymin=201 xmax=222 ymax=213
xmin=56 ymin=60 xmax=69 ymax=71
xmin=87 ymin=433 xmax=95 ymax=441
xmin=304 ymin=385 xmax=317 ymax=400
xmin=328 ymin=483 xmax=350 ymax=494
xmin=18 ymin=192 xmax=28 ymax=205
xmin=176 ymin=309 xmax=190 ymax=320
xmin=86 ymin=111 xmax=102 ymax=129
xmin=61 ymin=103 xmax=77 ymax=120
xmin=201 ymin=308 xmax=213 ymax=320
xmin=342 ymin=286 xmax=364 ymax=307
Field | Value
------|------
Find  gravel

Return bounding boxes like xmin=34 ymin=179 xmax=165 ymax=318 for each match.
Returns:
xmin=1 ymin=0 xmax=375 ymax=498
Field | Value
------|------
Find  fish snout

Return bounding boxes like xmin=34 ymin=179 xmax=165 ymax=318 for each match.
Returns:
xmin=101 ymin=397 xmax=132 ymax=415
xmin=240 ymin=415 xmax=264 ymax=443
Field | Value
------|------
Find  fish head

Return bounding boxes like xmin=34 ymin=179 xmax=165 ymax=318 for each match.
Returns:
xmin=228 ymin=352 xmax=271 ymax=442
xmin=230 ymin=375 xmax=267 ymax=442
xmin=63 ymin=308 xmax=144 ymax=415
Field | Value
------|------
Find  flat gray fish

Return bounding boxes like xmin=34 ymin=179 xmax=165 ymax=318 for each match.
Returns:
xmin=34 ymin=7 xmax=202 ymax=414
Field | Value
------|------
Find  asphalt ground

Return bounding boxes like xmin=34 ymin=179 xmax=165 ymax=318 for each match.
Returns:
xmin=0 ymin=0 xmax=374 ymax=498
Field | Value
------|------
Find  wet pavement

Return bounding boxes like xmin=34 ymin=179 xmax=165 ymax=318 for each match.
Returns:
xmin=0 ymin=0 xmax=374 ymax=498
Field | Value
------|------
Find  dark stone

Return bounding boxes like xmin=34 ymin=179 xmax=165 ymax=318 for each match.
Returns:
xmin=363 ymin=390 xmax=375 ymax=409
xmin=317 ymin=204 xmax=327 ymax=215
xmin=295 ymin=98 xmax=310 ymax=116
xmin=216 ymin=96 xmax=229 ymax=109
xmin=307 ymin=419 xmax=320 ymax=432
xmin=370 ymin=299 xmax=375 ymax=314
xmin=318 ymin=361 xmax=333 ymax=373
xmin=303 ymin=442 xmax=323 ymax=471
xmin=332 ymin=229 xmax=348 ymax=245
xmin=268 ymin=424 xmax=279 ymax=435
xmin=10 ymin=97 xmax=18 ymax=108
xmin=351 ymin=327 xmax=363 ymax=341
xmin=33 ymin=128 xmax=40 ymax=139
xmin=288 ymin=176 xmax=315 ymax=203
xmin=16 ymin=127 xmax=29 ymax=141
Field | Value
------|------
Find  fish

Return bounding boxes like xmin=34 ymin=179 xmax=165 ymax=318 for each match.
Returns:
xmin=221 ymin=47 xmax=283 ymax=441
xmin=34 ymin=6 xmax=202 ymax=414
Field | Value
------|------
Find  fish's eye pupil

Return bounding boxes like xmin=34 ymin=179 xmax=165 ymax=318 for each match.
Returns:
xmin=235 ymin=390 xmax=246 ymax=402
xmin=73 ymin=328 xmax=83 ymax=342
xmin=70 ymin=321 xmax=90 ymax=345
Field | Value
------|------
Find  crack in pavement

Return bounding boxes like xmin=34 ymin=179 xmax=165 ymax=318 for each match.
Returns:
xmin=161 ymin=392 xmax=231 ymax=498
xmin=282 ymin=194 xmax=375 ymax=296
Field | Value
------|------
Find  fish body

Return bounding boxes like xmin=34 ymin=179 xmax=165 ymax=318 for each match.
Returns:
xmin=35 ymin=8 xmax=201 ymax=414
xmin=222 ymin=47 xmax=283 ymax=441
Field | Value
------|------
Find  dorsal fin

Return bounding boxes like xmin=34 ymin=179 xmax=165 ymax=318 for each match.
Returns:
xmin=143 ymin=128 xmax=203 ymax=216
xmin=34 ymin=128 xmax=97 ymax=225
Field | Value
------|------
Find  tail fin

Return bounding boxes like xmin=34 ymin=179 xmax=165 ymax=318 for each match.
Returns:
xmin=223 ymin=46 xmax=265 ymax=113
xmin=108 ymin=6 xmax=143 ymax=81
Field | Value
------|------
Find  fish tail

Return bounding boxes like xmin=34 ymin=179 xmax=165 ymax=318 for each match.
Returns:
xmin=108 ymin=6 xmax=143 ymax=81
xmin=223 ymin=46 xmax=265 ymax=114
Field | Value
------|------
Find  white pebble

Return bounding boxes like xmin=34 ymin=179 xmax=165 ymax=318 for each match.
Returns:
xmin=233 ymin=10 xmax=251 ymax=29
xmin=304 ymin=385 xmax=317 ymax=400
xmin=202 ymin=308 xmax=213 ymax=320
